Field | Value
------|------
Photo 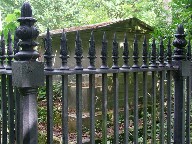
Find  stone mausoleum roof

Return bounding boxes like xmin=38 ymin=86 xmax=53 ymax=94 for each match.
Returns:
xmin=39 ymin=17 xmax=153 ymax=37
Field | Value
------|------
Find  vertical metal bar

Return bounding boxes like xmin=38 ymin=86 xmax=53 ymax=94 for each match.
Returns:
xmin=7 ymin=75 xmax=14 ymax=144
xmin=46 ymin=75 xmax=53 ymax=144
xmin=133 ymin=72 xmax=138 ymax=144
xmin=20 ymin=88 xmax=38 ymax=144
xmin=158 ymin=37 xmax=165 ymax=144
xmin=1 ymin=74 xmax=7 ymax=144
xmin=113 ymin=73 xmax=119 ymax=143
xmin=124 ymin=72 xmax=129 ymax=144
xmin=159 ymin=71 xmax=165 ymax=144
xmin=62 ymin=75 xmax=68 ymax=144
xmin=0 ymin=93 xmax=2 ymax=144
xmin=87 ymin=31 xmax=96 ymax=143
xmin=0 ymin=32 xmax=5 ymax=144
xmin=102 ymin=73 xmax=107 ymax=144
xmin=174 ymin=76 xmax=185 ymax=144
xmin=76 ymin=74 xmax=82 ymax=144
xmin=186 ymin=38 xmax=191 ymax=144
xmin=149 ymin=37 xmax=157 ymax=143
xmin=141 ymin=35 xmax=148 ymax=144
xmin=186 ymin=75 xmax=191 ymax=144
xmin=143 ymin=71 xmax=147 ymax=144
xmin=172 ymin=24 xmax=187 ymax=144
xmin=89 ymin=74 xmax=95 ymax=144
xmin=167 ymin=71 xmax=172 ymax=144
xmin=151 ymin=71 xmax=156 ymax=144
xmin=0 ymin=111 xmax=2 ymax=144
xmin=15 ymin=88 xmax=22 ymax=144
xmin=132 ymin=34 xmax=139 ymax=143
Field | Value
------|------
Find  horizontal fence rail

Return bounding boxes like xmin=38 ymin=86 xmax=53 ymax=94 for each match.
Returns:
xmin=0 ymin=2 xmax=191 ymax=144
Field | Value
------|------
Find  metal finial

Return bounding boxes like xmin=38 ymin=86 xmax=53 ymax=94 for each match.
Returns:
xmin=21 ymin=2 xmax=32 ymax=17
xmin=44 ymin=28 xmax=54 ymax=71
xmin=60 ymin=30 xmax=69 ymax=70
xmin=44 ymin=28 xmax=52 ymax=55
xmin=15 ymin=1 xmax=39 ymax=61
xmin=88 ymin=31 xmax=96 ymax=70
xmin=122 ymin=33 xmax=129 ymax=69
xmin=6 ymin=31 xmax=13 ymax=70
xmin=173 ymin=24 xmax=187 ymax=60
xmin=141 ymin=35 xmax=148 ymax=68
xmin=0 ymin=33 xmax=5 ymax=69
xmin=149 ymin=38 xmax=157 ymax=68
xmin=166 ymin=38 xmax=172 ymax=67
xmin=0 ymin=34 xmax=5 ymax=55
xmin=159 ymin=38 xmax=165 ymax=67
xmin=13 ymin=31 xmax=19 ymax=55
xmin=7 ymin=30 xmax=13 ymax=56
xmin=176 ymin=24 xmax=185 ymax=35
xmin=187 ymin=40 xmax=191 ymax=61
xmin=132 ymin=34 xmax=139 ymax=68
xmin=112 ymin=33 xmax=119 ymax=69
xmin=74 ymin=31 xmax=83 ymax=70
xmin=100 ymin=32 xmax=108 ymax=69
xmin=0 ymin=33 xmax=5 ymax=56
xmin=103 ymin=31 xmax=106 ymax=42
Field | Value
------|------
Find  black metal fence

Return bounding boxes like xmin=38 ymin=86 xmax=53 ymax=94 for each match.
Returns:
xmin=0 ymin=2 xmax=191 ymax=144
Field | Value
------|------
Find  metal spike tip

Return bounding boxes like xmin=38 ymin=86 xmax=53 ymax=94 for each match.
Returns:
xmin=143 ymin=35 xmax=147 ymax=44
xmin=168 ymin=37 xmax=171 ymax=45
xmin=103 ymin=32 xmax=106 ymax=41
xmin=90 ymin=31 xmax=94 ymax=41
xmin=113 ymin=33 xmax=117 ymax=41
xmin=160 ymin=37 xmax=163 ymax=45
xmin=21 ymin=2 xmax=32 ymax=17
xmin=1 ymin=33 xmax=4 ymax=44
xmin=124 ymin=33 xmax=127 ymax=41
xmin=187 ymin=40 xmax=191 ymax=57
xmin=1 ymin=33 xmax=4 ymax=38
xmin=8 ymin=30 xmax=11 ymax=36
xmin=153 ymin=38 xmax=156 ymax=44
xmin=76 ymin=31 xmax=80 ymax=41
xmin=61 ymin=30 xmax=66 ymax=39
xmin=8 ymin=31 xmax=12 ymax=43
xmin=144 ymin=35 xmax=146 ymax=40
xmin=177 ymin=24 xmax=184 ymax=35
xmin=46 ymin=28 xmax=51 ymax=39
xmin=47 ymin=28 xmax=49 ymax=33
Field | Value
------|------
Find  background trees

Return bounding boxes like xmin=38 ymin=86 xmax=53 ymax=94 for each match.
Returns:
xmin=0 ymin=0 xmax=191 ymax=38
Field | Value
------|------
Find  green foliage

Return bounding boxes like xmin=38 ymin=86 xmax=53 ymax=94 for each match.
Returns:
xmin=38 ymin=82 xmax=62 ymax=124
xmin=38 ymin=81 xmax=62 ymax=100
xmin=0 ymin=9 xmax=20 ymax=38
xmin=0 ymin=0 xmax=191 ymax=39
xmin=171 ymin=0 xmax=192 ymax=37
xmin=38 ymin=132 xmax=60 ymax=144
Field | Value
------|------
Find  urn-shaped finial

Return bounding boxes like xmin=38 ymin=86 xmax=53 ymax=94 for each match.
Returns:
xmin=15 ymin=2 xmax=39 ymax=61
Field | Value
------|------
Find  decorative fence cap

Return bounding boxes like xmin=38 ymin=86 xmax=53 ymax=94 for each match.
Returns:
xmin=15 ymin=2 xmax=39 ymax=61
xmin=173 ymin=24 xmax=187 ymax=60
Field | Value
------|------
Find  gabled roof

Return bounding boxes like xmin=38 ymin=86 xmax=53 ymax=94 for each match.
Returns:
xmin=40 ymin=17 xmax=153 ymax=37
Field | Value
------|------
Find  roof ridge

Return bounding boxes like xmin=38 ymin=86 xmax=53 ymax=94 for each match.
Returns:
xmin=39 ymin=17 xmax=153 ymax=37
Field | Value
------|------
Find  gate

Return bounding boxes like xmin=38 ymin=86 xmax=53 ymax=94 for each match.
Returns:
xmin=0 ymin=2 xmax=191 ymax=144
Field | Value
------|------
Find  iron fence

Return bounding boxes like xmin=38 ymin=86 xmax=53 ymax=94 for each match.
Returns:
xmin=0 ymin=2 xmax=191 ymax=144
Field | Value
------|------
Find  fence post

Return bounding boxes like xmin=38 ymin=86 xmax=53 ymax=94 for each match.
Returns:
xmin=12 ymin=2 xmax=44 ymax=144
xmin=173 ymin=24 xmax=190 ymax=144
